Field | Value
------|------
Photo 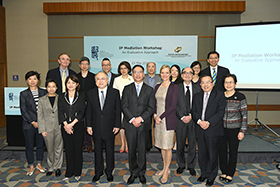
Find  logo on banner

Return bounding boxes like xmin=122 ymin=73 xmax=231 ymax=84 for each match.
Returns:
xmin=9 ymin=93 xmax=14 ymax=102
xmin=91 ymin=46 xmax=99 ymax=60
xmin=174 ymin=47 xmax=182 ymax=53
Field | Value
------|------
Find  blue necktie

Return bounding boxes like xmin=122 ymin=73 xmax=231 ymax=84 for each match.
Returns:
xmin=136 ymin=84 xmax=140 ymax=97
xmin=212 ymin=68 xmax=217 ymax=85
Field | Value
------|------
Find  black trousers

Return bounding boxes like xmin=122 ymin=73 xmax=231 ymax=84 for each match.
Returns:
xmin=125 ymin=129 xmax=147 ymax=176
xmin=93 ymin=136 xmax=115 ymax=176
xmin=176 ymin=122 xmax=197 ymax=169
xmin=219 ymin=128 xmax=240 ymax=177
xmin=61 ymin=122 xmax=84 ymax=177
xmin=197 ymin=132 xmax=222 ymax=181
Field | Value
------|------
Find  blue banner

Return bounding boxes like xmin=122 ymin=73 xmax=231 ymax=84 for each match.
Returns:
xmin=5 ymin=87 xmax=26 ymax=115
xmin=84 ymin=36 xmax=197 ymax=74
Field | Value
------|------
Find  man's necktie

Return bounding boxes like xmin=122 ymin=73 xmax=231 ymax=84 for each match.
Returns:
xmin=101 ymin=90 xmax=105 ymax=110
xmin=186 ymin=86 xmax=190 ymax=109
xmin=212 ymin=68 xmax=217 ymax=85
xmin=62 ymin=70 xmax=66 ymax=93
xmin=201 ymin=92 xmax=209 ymax=121
xmin=137 ymin=84 xmax=140 ymax=97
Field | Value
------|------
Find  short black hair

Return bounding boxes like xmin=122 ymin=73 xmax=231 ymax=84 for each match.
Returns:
xmin=207 ymin=51 xmax=220 ymax=59
xmin=200 ymin=74 xmax=213 ymax=82
xmin=102 ymin=58 xmax=110 ymax=62
xmin=118 ymin=61 xmax=132 ymax=74
xmin=45 ymin=79 xmax=58 ymax=88
xmin=132 ymin=65 xmax=144 ymax=72
xmin=25 ymin=71 xmax=40 ymax=80
xmin=190 ymin=61 xmax=202 ymax=76
xmin=79 ymin=56 xmax=90 ymax=64
xmin=224 ymin=73 xmax=237 ymax=83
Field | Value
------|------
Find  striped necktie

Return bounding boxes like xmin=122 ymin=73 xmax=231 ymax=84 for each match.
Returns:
xmin=62 ymin=70 xmax=66 ymax=93
xmin=212 ymin=68 xmax=217 ymax=85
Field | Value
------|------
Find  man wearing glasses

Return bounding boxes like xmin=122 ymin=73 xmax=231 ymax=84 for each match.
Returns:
xmin=101 ymin=58 xmax=117 ymax=87
xmin=201 ymin=51 xmax=230 ymax=91
xmin=192 ymin=75 xmax=226 ymax=186
xmin=176 ymin=67 xmax=201 ymax=176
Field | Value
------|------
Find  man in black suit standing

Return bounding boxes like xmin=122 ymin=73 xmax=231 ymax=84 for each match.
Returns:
xmin=201 ymin=51 xmax=230 ymax=92
xmin=176 ymin=67 xmax=201 ymax=176
xmin=46 ymin=53 xmax=76 ymax=94
xmin=122 ymin=65 xmax=155 ymax=185
xmin=86 ymin=71 xmax=121 ymax=182
xmin=191 ymin=75 xmax=226 ymax=186
xmin=76 ymin=56 xmax=96 ymax=153
xmin=101 ymin=58 xmax=117 ymax=87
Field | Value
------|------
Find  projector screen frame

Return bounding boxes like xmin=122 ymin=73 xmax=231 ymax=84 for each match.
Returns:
xmin=215 ymin=21 xmax=280 ymax=92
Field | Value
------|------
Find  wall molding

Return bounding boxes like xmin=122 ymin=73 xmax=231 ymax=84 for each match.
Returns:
xmin=43 ymin=1 xmax=246 ymax=15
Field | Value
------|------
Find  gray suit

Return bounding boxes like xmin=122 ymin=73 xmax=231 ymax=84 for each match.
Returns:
xmin=143 ymin=74 xmax=162 ymax=89
xmin=38 ymin=94 xmax=63 ymax=172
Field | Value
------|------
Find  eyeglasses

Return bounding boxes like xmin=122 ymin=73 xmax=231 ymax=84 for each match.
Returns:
xmin=225 ymin=81 xmax=235 ymax=84
xmin=133 ymin=71 xmax=143 ymax=74
xmin=182 ymin=71 xmax=193 ymax=75
xmin=96 ymin=77 xmax=108 ymax=81
xmin=102 ymin=64 xmax=111 ymax=67
xmin=201 ymin=81 xmax=212 ymax=84
xmin=209 ymin=57 xmax=218 ymax=60
xmin=80 ymin=63 xmax=89 ymax=66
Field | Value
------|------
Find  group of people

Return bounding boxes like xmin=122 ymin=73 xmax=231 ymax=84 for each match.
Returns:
xmin=19 ymin=51 xmax=247 ymax=186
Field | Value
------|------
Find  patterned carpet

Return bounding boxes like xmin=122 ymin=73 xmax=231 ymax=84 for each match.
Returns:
xmin=0 ymin=129 xmax=280 ymax=186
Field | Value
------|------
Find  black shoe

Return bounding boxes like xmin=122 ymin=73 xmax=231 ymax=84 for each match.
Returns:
xmin=92 ymin=174 xmax=103 ymax=182
xmin=106 ymin=174 xmax=114 ymax=182
xmin=55 ymin=169 xmax=61 ymax=177
xmin=277 ymin=164 xmax=280 ymax=170
xmin=127 ymin=175 xmax=137 ymax=185
xmin=176 ymin=167 xmax=185 ymax=174
xmin=219 ymin=175 xmax=226 ymax=181
xmin=46 ymin=171 xmax=53 ymax=176
xmin=139 ymin=175 xmax=146 ymax=184
xmin=225 ymin=176 xmax=232 ymax=183
xmin=197 ymin=176 xmax=206 ymax=182
xmin=206 ymin=179 xmax=214 ymax=186
xmin=188 ymin=168 xmax=196 ymax=176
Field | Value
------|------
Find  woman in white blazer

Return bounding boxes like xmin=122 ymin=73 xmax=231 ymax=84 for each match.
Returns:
xmin=38 ymin=79 xmax=63 ymax=177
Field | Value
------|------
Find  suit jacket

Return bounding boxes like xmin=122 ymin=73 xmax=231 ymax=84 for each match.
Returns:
xmin=58 ymin=91 xmax=85 ymax=125
xmin=201 ymin=65 xmax=230 ymax=92
xmin=154 ymin=83 xmax=179 ymax=130
xmin=108 ymin=72 xmax=117 ymax=88
xmin=122 ymin=82 xmax=155 ymax=131
xmin=143 ymin=74 xmax=162 ymax=89
xmin=46 ymin=67 xmax=76 ymax=94
xmin=191 ymin=89 xmax=226 ymax=138
xmin=176 ymin=82 xmax=201 ymax=129
xmin=86 ymin=87 xmax=121 ymax=140
xmin=20 ymin=87 xmax=47 ymax=130
xmin=38 ymin=94 xmax=59 ymax=134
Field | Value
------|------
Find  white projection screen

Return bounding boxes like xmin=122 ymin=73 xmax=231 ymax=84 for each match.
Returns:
xmin=215 ymin=22 xmax=280 ymax=91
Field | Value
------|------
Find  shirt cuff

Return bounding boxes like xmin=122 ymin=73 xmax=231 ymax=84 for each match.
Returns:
xmin=129 ymin=117 xmax=135 ymax=124
xmin=197 ymin=119 xmax=201 ymax=125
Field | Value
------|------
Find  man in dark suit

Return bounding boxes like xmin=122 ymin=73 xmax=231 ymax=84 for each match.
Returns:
xmin=86 ymin=71 xmax=121 ymax=182
xmin=176 ymin=67 xmax=201 ymax=176
xmin=46 ymin=53 xmax=76 ymax=94
xmin=101 ymin=58 xmax=117 ymax=87
xmin=76 ymin=56 xmax=96 ymax=153
xmin=201 ymin=51 xmax=230 ymax=92
xmin=191 ymin=75 xmax=226 ymax=186
xmin=122 ymin=65 xmax=155 ymax=185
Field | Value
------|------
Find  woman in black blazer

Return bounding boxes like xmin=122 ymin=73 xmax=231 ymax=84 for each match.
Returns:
xmin=20 ymin=71 xmax=47 ymax=176
xmin=58 ymin=75 xmax=85 ymax=181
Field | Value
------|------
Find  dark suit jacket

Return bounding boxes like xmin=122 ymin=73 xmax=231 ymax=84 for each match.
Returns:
xmin=20 ymin=87 xmax=47 ymax=130
xmin=122 ymin=82 xmax=155 ymax=132
xmin=176 ymin=82 xmax=201 ymax=129
xmin=191 ymin=89 xmax=226 ymax=138
xmin=201 ymin=65 xmax=230 ymax=92
xmin=86 ymin=87 xmax=121 ymax=140
xmin=154 ymin=83 xmax=179 ymax=130
xmin=76 ymin=72 xmax=96 ymax=101
xmin=46 ymin=67 xmax=76 ymax=94
xmin=108 ymin=72 xmax=117 ymax=88
xmin=58 ymin=91 xmax=85 ymax=125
